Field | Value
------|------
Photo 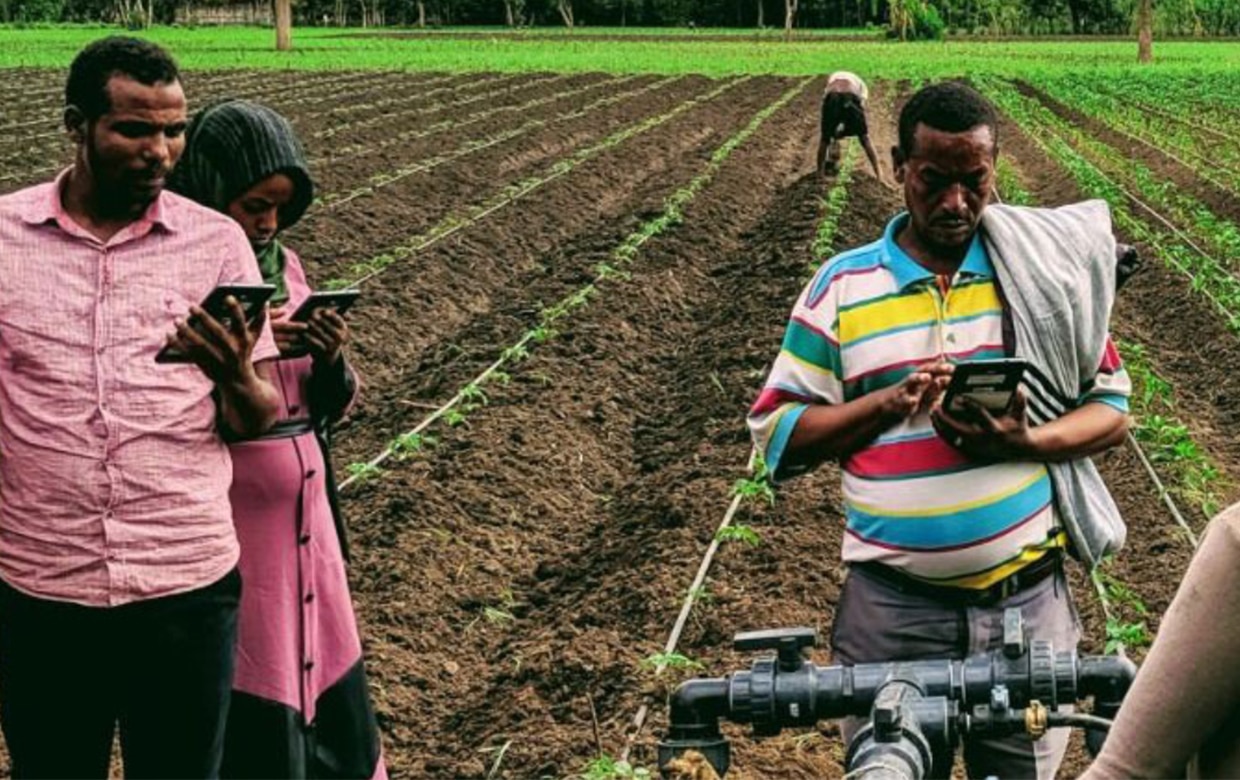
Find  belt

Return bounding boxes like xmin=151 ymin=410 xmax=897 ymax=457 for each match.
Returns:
xmin=220 ymin=417 xmax=316 ymax=444
xmin=852 ymin=550 xmax=1064 ymax=608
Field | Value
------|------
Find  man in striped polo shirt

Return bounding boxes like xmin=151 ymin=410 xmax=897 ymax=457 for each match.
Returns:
xmin=749 ymin=82 xmax=1130 ymax=778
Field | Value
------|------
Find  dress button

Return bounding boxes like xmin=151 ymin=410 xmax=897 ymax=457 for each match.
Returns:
xmin=299 ymin=534 xmax=311 ymax=545
xmin=304 ymin=660 xmax=315 ymax=671
xmin=288 ymin=405 xmax=300 ymax=414
xmin=304 ymin=592 xmax=315 ymax=604
xmin=305 ymin=469 xmax=317 ymax=480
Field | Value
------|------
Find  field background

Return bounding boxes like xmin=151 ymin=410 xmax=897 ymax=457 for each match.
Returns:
xmin=1 ymin=25 xmax=1239 ymax=780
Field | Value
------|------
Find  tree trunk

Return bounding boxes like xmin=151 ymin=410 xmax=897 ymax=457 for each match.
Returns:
xmin=556 ymin=0 xmax=573 ymax=28
xmin=1136 ymin=0 xmax=1153 ymax=62
xmin=274 ymin=0 xmax=292 ymax=49
xmin=416 ymin=0 xmax=425 ymax=25
xmin=782 ymin=0 xmax=795 ymax=39
xmin=757 ymin=0 xmax=764 ymax=27
xmin=504 ymin=0 xmax=514 ymax=25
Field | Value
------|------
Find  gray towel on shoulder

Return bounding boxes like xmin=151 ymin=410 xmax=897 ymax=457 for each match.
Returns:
xmin=980 ymin=200 xmax=1125 ymax=569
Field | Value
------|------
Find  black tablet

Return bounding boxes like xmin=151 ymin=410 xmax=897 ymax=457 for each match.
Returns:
xmin=942 ymin=358 xmax=1028 ymax=417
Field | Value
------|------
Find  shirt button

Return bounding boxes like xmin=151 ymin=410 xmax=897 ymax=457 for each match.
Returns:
xmin=305 ymin=469 xmax=317 ymax=480
xmin=299 ymin=534 xmax=311 ymax=545
xmin=104 ymin=511 xmax=115 ymax=520
xmin=304 ymin=660 xmax=315 ymax=671
xmin=288 ymin=405 xmax=300 ymax=414
xmin=304 ymin=592 xmax=315 ymax=604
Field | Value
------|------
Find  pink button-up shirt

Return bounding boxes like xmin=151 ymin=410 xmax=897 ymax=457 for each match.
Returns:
xmin=0 ymin=172 xmax=280 ymax=607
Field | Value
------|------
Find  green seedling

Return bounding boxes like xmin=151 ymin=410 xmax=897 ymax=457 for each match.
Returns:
xmin=344 ymin=462 xmax=382 ymax=482
xmin=715 ymin=524 xmax=762 ymax=546
xmin=390 ymin=431 xmax=437 ymax=459
xmin=639 ymin=652 xmax=704 ymax=671
xmin=579 ymin=754 xmax=652 ymax=780
xmin=1104 ymin=618 xmax=1151 ymax=654
xmin=687 ymin=585 xmax=714 ymax=605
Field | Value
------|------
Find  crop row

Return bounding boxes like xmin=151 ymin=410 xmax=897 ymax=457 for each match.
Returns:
xmin=338 ymin=78 xmax=812 ymax=499
xmin=313 ymin=73 xmax=566 ymax=140
xmin=982 ymin=79 xmax=1240 ymax=332
xmin=309 ymin=74 xmax=645 ymax=164
xmin=1038 ymin=76 xmax=1240 ymax=195
xmin=312 ymin=75 xmax=677 ymax=211
xmin=318 ymin=76 xmax=750 ymax=289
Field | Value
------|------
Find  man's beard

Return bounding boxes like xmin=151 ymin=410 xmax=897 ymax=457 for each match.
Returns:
xmin=84 ymin=132 xmax=159 ymax=218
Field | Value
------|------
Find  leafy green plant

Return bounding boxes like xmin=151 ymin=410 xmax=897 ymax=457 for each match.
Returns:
xmin=1104 ymin=618 xmax=1151 ymax=654
xmin=687 ymin=585 xmax=714 ymax=605
xmin=344 ymin=462 xmax=383 ymax=482
xmin=639 ymin=652 xmax=704 ymax=671
xmin=390 ymin=431 xmax=437 ymax=459
xmin=578 ymin=754 xmax=652 ymax=780
xmin=715 ymin=524 xmax=762 ymax=546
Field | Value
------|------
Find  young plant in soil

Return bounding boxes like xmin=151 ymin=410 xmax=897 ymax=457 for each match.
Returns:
xmin=577 ymin=754 xmax=652 ymax=780
xmin=336 ymin=79 xmax=811 ymax=495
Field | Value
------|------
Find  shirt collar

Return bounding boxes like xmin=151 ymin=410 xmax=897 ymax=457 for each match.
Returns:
xmin=881 ymin=212 xmax=992 ymax=290
xmin=21 ymin=167 xmax=180 ymax=237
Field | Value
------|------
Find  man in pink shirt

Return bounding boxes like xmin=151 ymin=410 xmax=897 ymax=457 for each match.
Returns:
xmin=0 ymin=37 xmax=280 ymax=778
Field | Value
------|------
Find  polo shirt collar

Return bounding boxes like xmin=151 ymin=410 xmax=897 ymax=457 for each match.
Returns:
xmin=881 ymin=212 xmax=992 ymax=290
xmin=22 ymin=167 xmax=180 ymax=237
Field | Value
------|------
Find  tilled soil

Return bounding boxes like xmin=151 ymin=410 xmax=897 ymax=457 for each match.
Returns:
xmin=0 ymin=68 xmax=1231 ymax=779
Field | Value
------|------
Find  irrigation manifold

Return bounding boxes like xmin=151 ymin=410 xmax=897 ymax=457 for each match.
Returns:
xmin=657 ymin=608 xmax=1135 ymax=780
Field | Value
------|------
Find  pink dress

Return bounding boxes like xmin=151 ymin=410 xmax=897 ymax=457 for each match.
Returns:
xmin=221 ymin=248 xmax=386 ymax=779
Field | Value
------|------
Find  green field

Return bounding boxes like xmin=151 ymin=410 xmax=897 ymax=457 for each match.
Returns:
xmin=0 ymin=24 xmax=1238 ymax=76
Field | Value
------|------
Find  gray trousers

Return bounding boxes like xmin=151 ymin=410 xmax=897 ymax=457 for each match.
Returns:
xmin=830 ymin=563 xmax=1081 ymax=780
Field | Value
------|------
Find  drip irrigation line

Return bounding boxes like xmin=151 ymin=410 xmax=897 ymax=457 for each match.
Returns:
xmin=334 ymin=76 xmax=749 ymax=289
xmin=338 ymin=77 xmax=805 ymax=493
xmin=1125 ymin=431 xmax=1199 ymax=548
xmin=616 ymin=135 xmax=864 ymax=765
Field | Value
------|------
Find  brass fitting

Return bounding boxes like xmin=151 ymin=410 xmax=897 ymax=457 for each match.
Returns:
xmin=1025 ymin=700 xmax=1049 ymax=740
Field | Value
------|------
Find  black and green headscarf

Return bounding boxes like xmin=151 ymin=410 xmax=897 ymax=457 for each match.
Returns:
xmin=169 ymin=99 xmax=314 ymax=305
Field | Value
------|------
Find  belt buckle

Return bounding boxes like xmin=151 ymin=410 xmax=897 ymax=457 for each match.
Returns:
xmin=994 ymin=573 xmax=1020 ymax=603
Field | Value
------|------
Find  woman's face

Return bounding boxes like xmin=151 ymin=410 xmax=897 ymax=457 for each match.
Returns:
xmin=227 ymin=172 xmax=295 ymax=246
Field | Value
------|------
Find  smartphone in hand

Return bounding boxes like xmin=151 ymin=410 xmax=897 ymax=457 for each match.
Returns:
xmin=289 ymin=289 xmax=361 ymax=323
xmin=941 ymin=358 xmax=1028 ymax=418
xmin=155 ymin=284 xmax=277 ymax=364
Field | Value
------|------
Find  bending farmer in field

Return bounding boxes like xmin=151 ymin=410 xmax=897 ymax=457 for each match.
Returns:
xmin=818 ymin=71 xmax=885 ymax=184
xmin=0 ymin=37 xmax=280 ymax=777
xmin=749 ymin=82 xmax=1131 ymax=779
xmin=1081 ymin=501 xmax=1240 ymax=779
xmin=170 ymin=99 xmax=387 ymax=780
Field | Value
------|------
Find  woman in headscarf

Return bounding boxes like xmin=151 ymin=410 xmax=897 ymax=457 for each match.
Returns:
xmin=169 ymin=99 xmax=386 ymax=780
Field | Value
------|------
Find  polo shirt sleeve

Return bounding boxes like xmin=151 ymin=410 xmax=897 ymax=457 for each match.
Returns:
xmin=748 ymin=265 xmax=845 ymax=482
xmin=218 ymin=225 xmax=281 ymax=365
xmin=1080 ymin=335 xmax=1131 ymax=413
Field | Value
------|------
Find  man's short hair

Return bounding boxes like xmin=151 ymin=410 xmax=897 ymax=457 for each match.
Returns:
xmin=65 ymin=36 xmax=181 ymax=121
xmin=898 ymin=81 xmax=998 ymax=158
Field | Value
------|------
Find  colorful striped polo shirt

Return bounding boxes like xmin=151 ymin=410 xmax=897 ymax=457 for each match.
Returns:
xmin=748 ymin=213 xmax=1131 ymax=589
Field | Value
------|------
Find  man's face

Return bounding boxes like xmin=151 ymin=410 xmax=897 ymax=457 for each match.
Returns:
xmin=68 ymin=74 xmax=187 ymax=215
xmin=893 ymin=123 xmax=996 ymax=255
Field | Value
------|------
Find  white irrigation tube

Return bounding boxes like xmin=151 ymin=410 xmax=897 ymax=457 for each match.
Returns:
xmin=618 ymin=449 xmax=756 ymax=763
xmin=338 ymin=76 xmax=789 ymax=492
xmin=617 ymin=133 xmax=863 ymax=765
xmin=310 ymin=74 xmax=645 ymax=165
xmin=336 ymin=76 xmax=749 ymax=288
xmin=1029 ymin=112 xmax=1240 ymax=328
xmin=316 ymin=75 xmax=667 ymax=212
xmin=1125 ymin=431 xmax=1200 ymax=548
xmin=313 ymin=73 xmax=549 ymax=140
